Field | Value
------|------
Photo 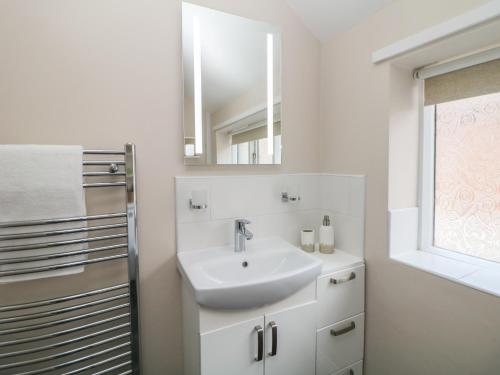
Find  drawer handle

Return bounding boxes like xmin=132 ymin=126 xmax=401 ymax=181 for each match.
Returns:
xmin=330 ymin=321 xmax=356 ymax=336
xmin=254 ymin=325 xmax=263 ymax=362
xmin=268 ymin=321 xmax=278 ymax=356
xmin=330 ymin=272 xmax=356 ymax=285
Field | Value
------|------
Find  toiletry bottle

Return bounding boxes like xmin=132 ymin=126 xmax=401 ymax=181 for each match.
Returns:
xmin=319 ymin=215 xmax=334 ymax=254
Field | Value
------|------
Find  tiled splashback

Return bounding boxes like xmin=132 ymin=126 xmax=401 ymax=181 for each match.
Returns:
xmin=175 ymin=174 xmax=365 ymax=258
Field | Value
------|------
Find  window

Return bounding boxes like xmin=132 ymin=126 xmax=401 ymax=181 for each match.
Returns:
xmin=420 ymin=58 xmax=500 ymax=266
xmin=230 ymin=135 xmax=282 ymax=165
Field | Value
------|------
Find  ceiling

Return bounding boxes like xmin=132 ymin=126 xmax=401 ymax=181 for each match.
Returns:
xmin=285 ymin=0 xmax=396 ymax=42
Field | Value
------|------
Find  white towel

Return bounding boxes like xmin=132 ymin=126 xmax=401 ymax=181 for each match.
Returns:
xmin=0 ymin=145 xmax=87 ymax=283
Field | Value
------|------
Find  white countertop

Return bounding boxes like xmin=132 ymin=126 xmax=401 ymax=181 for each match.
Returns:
xmin=310 ymin=249 xmax=364 ymax=275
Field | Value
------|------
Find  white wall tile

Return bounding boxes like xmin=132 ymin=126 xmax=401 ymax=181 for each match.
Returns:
xmin=349 ymin=176 xmax=366 ymax=218
xmin=175 ymin=177 xmax=211 ymax=224
xmin=175 ymin=174 xmax=366 ymax=257
xmin=320 ymin=175 xmax=351 ymax=214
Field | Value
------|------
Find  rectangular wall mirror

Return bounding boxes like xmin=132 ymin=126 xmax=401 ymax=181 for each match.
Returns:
xmin=182 ymin=2 xmax=282 ymax=165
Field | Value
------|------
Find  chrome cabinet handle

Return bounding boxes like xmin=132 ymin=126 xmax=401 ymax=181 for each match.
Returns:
xmin=268 ymin=321 xmax=278 ymax=356
xmin=330 ymin=321 xmax=356 ymax=336
xmin=330 ymin=272 xmax=356 ymax=285
xmin=254 ymin=325 xmax=263 ymax=362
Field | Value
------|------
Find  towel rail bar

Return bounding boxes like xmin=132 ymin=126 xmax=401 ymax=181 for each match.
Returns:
xmin=0 ymin=144 xmax=140 ymax=373
xmin=0 ymin=283 xmax=128 ymax=312
xmin=16 ymin=345 xmax=131 ymax=375
xmin=0 ymin=233 xmax=127 ymax=252
xmin=83 ymin=181 xmax=126 ymax=188
xmin=0 ymin=243 xmax=127 ymax=265
xmin=94 ymin=362 xmax=133 ymax=375
xmin=0 ymin=315 xmax=130 ymax=347
xmin=0 ymin=323 xmax=130 ymax=358
xmin=83 ymin=150 xmax=126 ymax=155
xmin=83 ymin=171 xmax=126 ymax=177
xmin=0 ymin=303 xmax=129 ymax=336
xmin=0 ymin=334 xmax=131 ymax=370
xmin=0 ymin=223 xmax=127 ymax=241
xmin=61 ymin=351 xmax=131 ymax=375
xmin=83 ymin=160 xmax=125 ymax=166
xmin=0 ymin=292 xmax=129 ymax=324
xmin=0 ymin=212 xmax=127 ymax=228
xmin=0 ymin=253 xmax=128 ymax=277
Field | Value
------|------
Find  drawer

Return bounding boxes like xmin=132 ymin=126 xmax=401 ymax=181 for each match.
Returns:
xmin=316 ymin=313 xmax=364 ymax=375
xmin=317 ymin=265 xmax=364 ymax=328
xmin=334 ymin=360 xmax=363 ymax=375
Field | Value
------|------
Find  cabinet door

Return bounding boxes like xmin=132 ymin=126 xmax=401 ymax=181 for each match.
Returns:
xmin=264 ymin=301 xmax=317 ymax=375
xmin=200 ymin=317 xmax=265 ymax=375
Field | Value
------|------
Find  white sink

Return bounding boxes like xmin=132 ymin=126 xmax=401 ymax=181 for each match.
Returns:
xmin=177 ymin=237 xmax=323 ymax=309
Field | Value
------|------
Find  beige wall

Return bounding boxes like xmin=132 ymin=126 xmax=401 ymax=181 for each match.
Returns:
xmin=320 ymin=0 xmax=500 ymax=374
xmin=0 ymin=1 xmax=320 ymax=373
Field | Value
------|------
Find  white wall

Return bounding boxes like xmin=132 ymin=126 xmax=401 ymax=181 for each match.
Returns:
xmin=319 ymin=0 xmax=500 ymax=374
xmin=0 ymin=1 xmax=321 ymax=373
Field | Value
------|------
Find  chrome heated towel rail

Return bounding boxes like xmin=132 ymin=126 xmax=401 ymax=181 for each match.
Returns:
xmin=0 ymin=143 xmax=140 ymax=374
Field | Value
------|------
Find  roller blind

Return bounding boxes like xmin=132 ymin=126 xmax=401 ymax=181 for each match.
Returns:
xmin=231 ymin=122 xmax=281 ymax=145
xmin=425 ymin=58 xmax=500 ymax=105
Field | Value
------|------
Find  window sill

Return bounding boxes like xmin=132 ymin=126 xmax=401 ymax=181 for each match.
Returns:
xmin=391 ymin=250 xmax=500 ymax=298
xmin=389 ymin=208 xmax=500 ymax=299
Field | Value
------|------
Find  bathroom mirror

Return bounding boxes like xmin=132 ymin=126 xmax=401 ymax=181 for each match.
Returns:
xmin=182 ymin=3 xmax=282 ymax=165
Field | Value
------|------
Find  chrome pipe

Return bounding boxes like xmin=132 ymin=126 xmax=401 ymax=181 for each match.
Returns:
xmin=0 ymin=283 xmax=128 ymax=312
xmin=0 ymin=303 xmax=129 ymax=336
xmin=0 ymin=292 xmax=129 ymax=324
xmin=0 ymin=233 xmax=127 ymax=252
xmin=16 ymin=346 xmax=131 ymax=375
xmin=126 ymin=142 xmax=141 ymax=374
xmin=0 ymin=223 xmax=127 ymax=241
xmin=0 ymin=314 xmax=130 ymax=347
xmin=0 ymin=243 xmax=127 ymax=265
xmin=93 ymin=361 xmax=132 ymax=375
xmin=0 ymin=212 xmax=127 ymax=229
xmin=0 ymin=323 xmax=130 ymax=358
xmin=83 ymin=182 xmax=127 ymax=188
xmin=0 ymin=335 xmax=130 ymax=370
xmin=0 ymin=253 xmax=128 ymax=277
xmin=117 ymin=371 xmax=133 ymax=375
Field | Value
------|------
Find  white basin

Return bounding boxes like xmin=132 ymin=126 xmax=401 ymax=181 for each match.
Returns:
xmin=177 ymin=237 xmax=323 ymax=309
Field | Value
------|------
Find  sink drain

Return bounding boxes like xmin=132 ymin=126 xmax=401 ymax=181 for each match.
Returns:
xmin=242 ymin=261 xmax=249 ymax=268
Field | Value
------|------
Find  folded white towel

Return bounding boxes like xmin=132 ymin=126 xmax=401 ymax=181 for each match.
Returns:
xmin=0 ymin=145 xmax=87 ymax=283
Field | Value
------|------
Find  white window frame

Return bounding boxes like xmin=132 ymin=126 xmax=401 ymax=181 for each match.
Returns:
xmin=419 ymin=99 xmax=500 ymax=272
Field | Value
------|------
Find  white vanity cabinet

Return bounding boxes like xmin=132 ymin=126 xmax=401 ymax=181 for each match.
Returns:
xmin=182 ymin=251 xmax=365 ymax=375
xmin=182 ymin=281 xmax=319 ymax=375
xmin=313 ymin=256 xmax=365 ymax=375
xmin=199 ymin=301 xmax=317 ymax=375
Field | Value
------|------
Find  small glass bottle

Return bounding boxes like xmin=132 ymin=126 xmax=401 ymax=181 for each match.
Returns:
xmin=319 ymin=215 xmax=334 ymax=254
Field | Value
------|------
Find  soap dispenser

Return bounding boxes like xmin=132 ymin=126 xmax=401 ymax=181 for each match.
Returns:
xmin=319 ymin=215 xmax=334 ymax=254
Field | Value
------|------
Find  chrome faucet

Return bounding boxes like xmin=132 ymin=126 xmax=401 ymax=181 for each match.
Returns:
xmin=234 ymin=219 xmax=253 ymax=252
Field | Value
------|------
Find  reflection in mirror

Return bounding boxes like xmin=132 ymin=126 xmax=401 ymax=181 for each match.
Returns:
xmin=182 ymin=3 xmax=282 ymax=165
